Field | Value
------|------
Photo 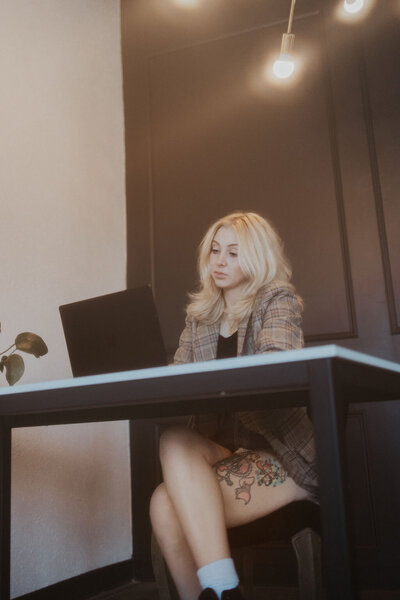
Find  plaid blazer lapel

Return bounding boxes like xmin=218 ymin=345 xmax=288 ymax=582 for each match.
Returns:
xmin=237 ymin=314 xmax=251 ymax=356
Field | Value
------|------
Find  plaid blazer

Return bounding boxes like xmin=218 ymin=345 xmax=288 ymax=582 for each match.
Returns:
xmin=173 ymin=282 xmax=318 ymax=500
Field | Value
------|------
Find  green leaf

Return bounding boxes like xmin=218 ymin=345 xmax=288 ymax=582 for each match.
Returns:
xmin=4 ymin=354 xmax=25 ymax=386
xmin=15 ymin=333 xmax=48 ymax=358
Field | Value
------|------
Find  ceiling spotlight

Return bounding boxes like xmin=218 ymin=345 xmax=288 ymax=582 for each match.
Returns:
xmin=273 ymin=0 xmax=297 ymax=80
xmin=343 ymin=0 xmax=365 ymax=14
xmin=273 ymin=34 xmax=295 ymax=79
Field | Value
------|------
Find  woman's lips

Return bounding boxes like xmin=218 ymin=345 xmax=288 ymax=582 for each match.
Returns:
xmin=214 ymin=271 xmax=227 ymax=278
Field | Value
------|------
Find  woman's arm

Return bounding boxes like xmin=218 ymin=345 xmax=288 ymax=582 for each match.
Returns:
xmin=173 ymin=315 xmax=194 ymax=364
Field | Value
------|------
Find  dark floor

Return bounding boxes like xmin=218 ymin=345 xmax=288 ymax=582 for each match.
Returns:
xmin=88 ymin=581 xmax=400 ymax=600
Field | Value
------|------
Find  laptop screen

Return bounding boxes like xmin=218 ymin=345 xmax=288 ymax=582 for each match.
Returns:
xmin=59 ymin=286 xmax=167 ymax=377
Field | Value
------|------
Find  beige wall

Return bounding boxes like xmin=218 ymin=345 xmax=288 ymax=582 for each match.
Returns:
xmin=0 ymin=1 xmax=130 ymax=596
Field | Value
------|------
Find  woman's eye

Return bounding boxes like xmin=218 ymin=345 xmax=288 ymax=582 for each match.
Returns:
xmin=229 ymin=252 xmax=238 ymax=257
xmin=211 ymin=248 xmax=219 ymax=254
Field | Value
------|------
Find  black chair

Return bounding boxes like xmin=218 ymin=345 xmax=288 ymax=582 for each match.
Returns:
xmin=152 ymin=499 xmax=323 ymax=600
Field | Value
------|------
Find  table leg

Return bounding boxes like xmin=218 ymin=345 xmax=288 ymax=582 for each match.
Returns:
xmin=130 ymin=420 xmax=159 ymax=580
xmin=308 ymin=358 xmax=356 ymax=600
xmin=0 ymin=425 xmax=11 ymax=600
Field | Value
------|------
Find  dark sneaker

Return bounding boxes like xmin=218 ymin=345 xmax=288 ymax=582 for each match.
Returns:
xmin=198 ymin=587 xmax=246 ymax=600
xmin=198 ymin=590 xmax=218 ymax=600
xmin=222 ymin=587 xmax=246 ymax=600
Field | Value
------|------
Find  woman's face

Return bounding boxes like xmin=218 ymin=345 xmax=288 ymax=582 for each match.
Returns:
xmin=209 ymin=226 xmax=247 ymax=293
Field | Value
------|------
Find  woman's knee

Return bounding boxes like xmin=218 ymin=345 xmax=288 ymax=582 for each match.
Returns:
xmin=150 ymin=483 xmax=173 ymax=529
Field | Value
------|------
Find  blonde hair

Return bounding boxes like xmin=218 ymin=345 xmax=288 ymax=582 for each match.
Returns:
xmin=187 ymin=212 xmax=299 ymax=325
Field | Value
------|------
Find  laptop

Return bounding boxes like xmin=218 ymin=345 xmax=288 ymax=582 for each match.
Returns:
xmin=59 ymin=286 xmax=167 ymax=377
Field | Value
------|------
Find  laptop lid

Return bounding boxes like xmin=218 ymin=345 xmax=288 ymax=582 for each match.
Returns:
xmin=59 ymin=286 xmax=167 ymax=377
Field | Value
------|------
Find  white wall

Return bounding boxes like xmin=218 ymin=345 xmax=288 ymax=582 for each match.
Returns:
xmin=0 ymin=1 xmax=131 ymax=596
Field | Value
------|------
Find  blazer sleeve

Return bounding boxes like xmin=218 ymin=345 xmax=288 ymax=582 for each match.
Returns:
xmin=256 ymin=288 xmax=304 ymax=353
xmin=173 ymin=315 xmax=194 ymax=364
xmin=172 ymin=316 xmax=198 ymax=430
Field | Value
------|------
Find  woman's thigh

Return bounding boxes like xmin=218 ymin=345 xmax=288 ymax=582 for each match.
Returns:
xmin=214 ymin=449 xmax=310 ymax=528
xmin=160 ymin=424 xmax=233 ymax=466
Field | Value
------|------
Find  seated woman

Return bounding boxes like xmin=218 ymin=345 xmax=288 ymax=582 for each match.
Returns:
xmin=150 ymin=212 xmax=318 ymax=600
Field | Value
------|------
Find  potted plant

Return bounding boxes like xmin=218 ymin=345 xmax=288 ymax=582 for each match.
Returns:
xmin=0 ymin=323 xmax=48 ymax=385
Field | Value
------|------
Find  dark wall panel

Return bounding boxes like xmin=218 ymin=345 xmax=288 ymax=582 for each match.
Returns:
xmin=346 ymin=411 xmax=377 ymax=549
xmin=122 ymin=0 xmax=320 ymax=289
xmin=362 ymin=14 xmax=400 ymax=333
xmin=149 ymin=16 xmax=355 ymax=350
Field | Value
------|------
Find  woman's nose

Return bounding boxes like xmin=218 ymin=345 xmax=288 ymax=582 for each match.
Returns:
xmin=217 ymin=253 xmax=227 ymax=266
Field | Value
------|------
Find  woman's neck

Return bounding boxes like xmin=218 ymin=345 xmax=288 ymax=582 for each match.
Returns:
xmin=222 ymin=285 xmax=245 ymax=311
xmin=220 ymin=285 xmax=246 ymax=336
xmin=219 ymin=318 xmax=237 ymax=337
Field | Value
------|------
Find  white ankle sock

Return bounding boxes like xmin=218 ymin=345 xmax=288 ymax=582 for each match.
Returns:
xmin=197 ymin=558 xmax=239 ymax=599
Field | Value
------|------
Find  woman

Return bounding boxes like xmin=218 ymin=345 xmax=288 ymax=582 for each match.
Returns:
xmin=150 ymin=212 xmax=317 ymax=600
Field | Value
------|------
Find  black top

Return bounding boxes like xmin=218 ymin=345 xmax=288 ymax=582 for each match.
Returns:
xmin=214 ymin=331 xmax=238 ymax=450
xmin=216 ymin=331 xmax=238 ymax=359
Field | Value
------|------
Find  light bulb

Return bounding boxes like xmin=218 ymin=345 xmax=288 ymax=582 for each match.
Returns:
xmin=273 ymin=55 xmax=295 ymax=79
xmin=343 ymin=0 xmax=365 ymax=14
xmin=172 ymin=0 xmax=199 ymax=7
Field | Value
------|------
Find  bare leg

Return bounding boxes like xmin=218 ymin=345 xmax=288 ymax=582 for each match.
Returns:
xmin=213 ymin=448 xmax=310 ymax=527
xmin=152 ymin=426 xmax=310 ymax=598
xmin=159 ymin=426 xmax=233 ymax=568
xmin=150 ymin=483 xmax=201 ymax=600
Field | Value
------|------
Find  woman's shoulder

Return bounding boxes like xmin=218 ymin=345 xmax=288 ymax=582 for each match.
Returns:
xmin=252 ymin=281 xmax=302 ymax=315
xmin=183 ymin=312 xmax=208 ymax=332
xmin=255 ymin=280 xmax=297 ymax=302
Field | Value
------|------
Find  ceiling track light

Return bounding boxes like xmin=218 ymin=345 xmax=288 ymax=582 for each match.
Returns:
xmin=273 ymin=0 xmax=297 ymax=80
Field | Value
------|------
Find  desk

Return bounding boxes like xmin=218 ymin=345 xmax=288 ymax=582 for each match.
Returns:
xmin=1 ymin=344 xmax=399 ymax=600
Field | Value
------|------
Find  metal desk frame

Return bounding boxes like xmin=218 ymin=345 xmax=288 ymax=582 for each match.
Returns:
xmin=1 ymin=345 xmax=399 ymax=600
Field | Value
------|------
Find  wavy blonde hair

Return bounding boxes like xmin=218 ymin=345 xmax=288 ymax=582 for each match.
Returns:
xmin=187 ymin=211 xmax=299 ymax=325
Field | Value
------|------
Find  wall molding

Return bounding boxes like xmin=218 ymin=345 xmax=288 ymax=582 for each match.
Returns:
xmin=357 ymin=31 xmax=400 ymax=335
xmin=316 ymin=8 xmax=358 ymax=341
xmin=347 ymin=411 xmax=378 ymax=550
xmin=148 ymin=11 xmax=358 ymax=342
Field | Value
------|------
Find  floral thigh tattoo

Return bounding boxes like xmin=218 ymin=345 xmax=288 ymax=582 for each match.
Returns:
xmin=214 ymin=450 xmax=287 ymax=505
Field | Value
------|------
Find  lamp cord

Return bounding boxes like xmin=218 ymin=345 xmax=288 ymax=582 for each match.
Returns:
xmin=287 ymin=0 xmax=296 ymax=33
